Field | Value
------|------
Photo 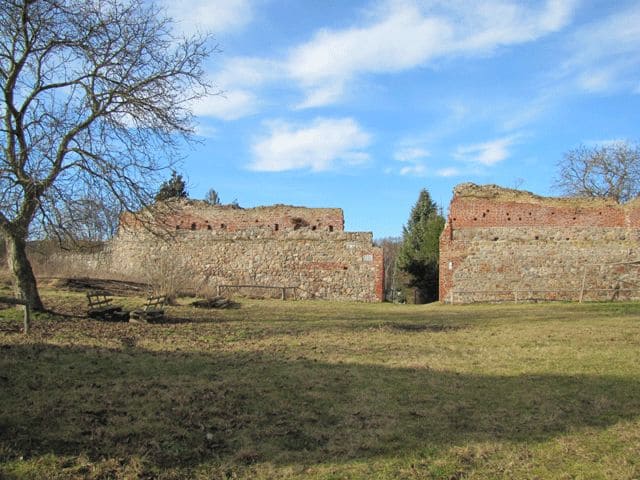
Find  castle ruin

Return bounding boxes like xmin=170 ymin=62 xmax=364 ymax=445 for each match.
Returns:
xmin=94 ymin=201 xmax=384 ymax=302
xmin=439 ymin=183 xmax=640 ymax=303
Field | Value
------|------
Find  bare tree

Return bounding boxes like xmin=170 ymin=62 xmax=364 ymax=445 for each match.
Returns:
xmin=1 ymin=0 xmax=215 ymax=310
xmin=375 ymin=236 xmax=402 ymax=301
xmin=204 ymin=188 xmax=221 ymax=206
xmin=44 ymin=196 xmax=122 ymax=242
xmin=554 ymin=142 xmax=640 ymax=203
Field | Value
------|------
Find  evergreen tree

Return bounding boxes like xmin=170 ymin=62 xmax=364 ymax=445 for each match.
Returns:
xmin=397 ymin=189 xmax=445 ymax=302
xmin=155 ymin=171 xmax=188 ymax=202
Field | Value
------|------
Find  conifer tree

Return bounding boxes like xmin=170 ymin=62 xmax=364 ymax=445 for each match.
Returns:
xmin=155 ymin=171 xmax=188 ymax=202
xmin=397 ymin=189 xmax=445 ymax=302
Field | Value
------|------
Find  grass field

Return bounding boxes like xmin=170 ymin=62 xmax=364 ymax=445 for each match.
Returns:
xmin=1 ymin=287 xmax=640 ymax=479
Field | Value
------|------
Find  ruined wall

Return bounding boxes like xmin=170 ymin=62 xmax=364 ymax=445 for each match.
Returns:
xmin=121 ymin=203 xmax=344 ymax=233
xmin=62 ymin=201 xmax=383 ymax=302
xmin=439 ymin=183 xmax=640 ymax=303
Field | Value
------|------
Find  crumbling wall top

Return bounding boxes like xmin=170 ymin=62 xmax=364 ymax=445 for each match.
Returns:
xmin=444 ymin=183 xmax=640 ymax=229
xmin=452 ymin=183 xmax=625 ymax=208
xmin=120 ymin=199 xmax=346 ymax=233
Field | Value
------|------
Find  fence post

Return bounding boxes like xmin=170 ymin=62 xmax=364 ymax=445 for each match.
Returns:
xmin=23 ymin=304 xmax=30 ymax=335
xmin=579 ymin=268 xmax=587 ymax=303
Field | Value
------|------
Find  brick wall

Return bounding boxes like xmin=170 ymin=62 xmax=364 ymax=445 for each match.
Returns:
xmin=57 ymin=201 xmax=383 ymax=302
xmin=121 ymin=201 xmax=345 ymax=233
xmin=439 ymin=183 xmax=640 ymax=303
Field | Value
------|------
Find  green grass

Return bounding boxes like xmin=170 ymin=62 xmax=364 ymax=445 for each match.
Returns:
xmin=1 ymin=291 xmax=640 ymax=479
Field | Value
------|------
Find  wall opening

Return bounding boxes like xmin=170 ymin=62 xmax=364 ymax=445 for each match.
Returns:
xmin=191 ymin=223 xmax=197 ymax=230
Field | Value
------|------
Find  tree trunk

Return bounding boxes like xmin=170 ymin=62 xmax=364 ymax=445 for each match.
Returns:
xmin=4 ymin=233 xmax=44 ymax=312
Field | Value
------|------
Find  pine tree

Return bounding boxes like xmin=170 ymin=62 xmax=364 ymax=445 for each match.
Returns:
xmin=397 ymin=189 xmax=445 ymax=302
xmin=155 ymin=171 xmax=188 ymax=202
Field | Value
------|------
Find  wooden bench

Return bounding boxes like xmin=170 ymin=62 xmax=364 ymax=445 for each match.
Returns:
xmin=86 ymin=291 xmax=129 ymax=321
xmin=129 ymin=294 xmax=167 ymax=323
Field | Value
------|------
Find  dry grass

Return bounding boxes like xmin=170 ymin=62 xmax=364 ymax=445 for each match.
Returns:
xmin=1 ymin=288 xmax=640 ymax=479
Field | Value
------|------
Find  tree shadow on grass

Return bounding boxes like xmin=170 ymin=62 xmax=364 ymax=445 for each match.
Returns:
xmin=1 ymin=342 xmax=639 ymax=474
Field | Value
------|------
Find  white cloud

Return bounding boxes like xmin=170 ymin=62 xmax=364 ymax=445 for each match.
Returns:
xmin=250 ymin=118 xmax=371 ymax=172
xmin=455 ymin=136 xmax=519 ymax=166
xmin=287 ymin=0 xmax=577 ymax=107
xmin=577 ymin=69 xmax=615 ymax=93
xmin=501 ymin=92 xmax=556 ymax=131
xmin=454 ymin=0 xmax=576 ymax=52
xmin=394 ymin=147 xmax=430 ymax=162
xmin=214 ymin=57 xmax=282 ymax=89
xmin=193 ymin=0 xmax=578 ymax=120
xmin=193 ymin=58 xmax=283 ymax=120
xmin=288 ymin=5 xmax=451 ymax=81
xmin=191 ymin=90 xmax=259 ymax=120
xmin=399 ymin=164 xmax=426 ymax=176
xmin=385 ymin=144 xmax=431 ymax=176
xmin=391 ymin=145 xmax=430 ymax=176
xmin=562 ymin=3 xmax=640 ymax=93
xmin=194 ymin=123 xmax=217 ymax=138
xmin=436 ymin=167 xmax=461 ymax=177
xmin=161 ymin=0 xmax=253 ymax=35
xmin=294 ymin=83 xmax=347 ymax=110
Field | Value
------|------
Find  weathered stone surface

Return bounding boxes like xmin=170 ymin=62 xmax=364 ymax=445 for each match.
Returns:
xmin=120 ymin=201 xmax=345 ymax=233
xmin=48 ymin=201 xmax=384 ymax=302
xmin=440 ymin=184 xmax=640 ymax=303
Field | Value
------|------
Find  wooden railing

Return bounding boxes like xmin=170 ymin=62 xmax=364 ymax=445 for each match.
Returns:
xmin=446 ymin=288 xmax=640 ymax=304
xmin=216 ymin=284 xmax=296 ymax=300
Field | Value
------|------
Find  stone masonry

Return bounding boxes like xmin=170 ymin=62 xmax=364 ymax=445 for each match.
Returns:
xmin=105 ymin=201 xmax=383 ymax=302
xmin=439 ymin=183 xmax=640 ymax=303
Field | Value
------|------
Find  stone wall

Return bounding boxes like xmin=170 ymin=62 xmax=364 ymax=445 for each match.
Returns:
xmin=121 ymin=202 xmax=345 ymax=233
xmin=439 ymin=183 xmax=640 ymax=303
xmin=55 ymin=201 xmax=384 ymax=302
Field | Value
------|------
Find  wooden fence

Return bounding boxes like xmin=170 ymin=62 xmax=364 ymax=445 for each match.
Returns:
xmin=446 ymin=287 xmax=640 ymax=304
xmin=216 ymin=284 xmax=296 ymax=300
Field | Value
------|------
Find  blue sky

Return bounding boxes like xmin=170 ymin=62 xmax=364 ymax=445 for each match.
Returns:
xmin=161 ymin=0 xmax=640 ymax=238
